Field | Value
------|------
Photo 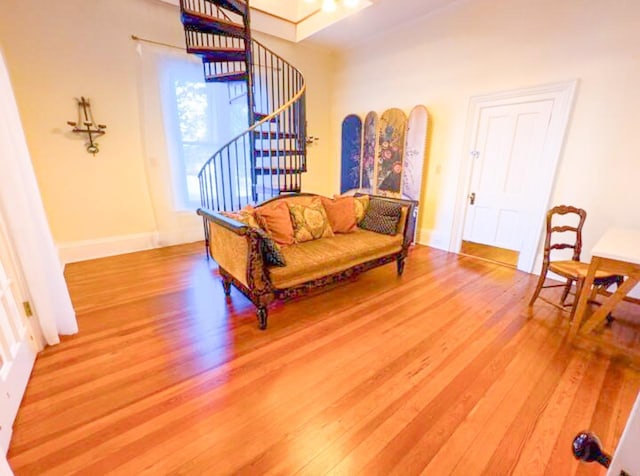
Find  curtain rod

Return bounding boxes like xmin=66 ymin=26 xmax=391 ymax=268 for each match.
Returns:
xmin=131 ymin=35 xmax=184 ymax=51
xmin=131 ymin=34 xmax=282 ymax=71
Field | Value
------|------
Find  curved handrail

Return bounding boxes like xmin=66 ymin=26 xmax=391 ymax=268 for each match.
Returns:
xmin=197 ymin=37 xmax=307 ymax=212
xmin=180 ymin=0 xmax=308 ymax=254
xmin=201 ymin=64 xmax=306 ymax=155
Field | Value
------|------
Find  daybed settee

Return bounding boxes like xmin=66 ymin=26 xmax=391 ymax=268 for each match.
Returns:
xmin=197 ymin=193 xmax=418 ymax=329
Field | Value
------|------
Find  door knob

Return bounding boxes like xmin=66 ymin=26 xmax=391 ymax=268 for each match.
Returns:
xmin=469 ymin=192 xmax=476 ymax=205
xmin=572 ymin=432 xmax=611 ymax=468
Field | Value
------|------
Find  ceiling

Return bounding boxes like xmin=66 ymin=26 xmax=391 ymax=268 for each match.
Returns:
xmin=250 ymin=0 xmax=321 ymax=23
xmin=304 ymin=0 xmax=458 ymax=49
xmin=160 ymin=0 xmax=456 ymax=47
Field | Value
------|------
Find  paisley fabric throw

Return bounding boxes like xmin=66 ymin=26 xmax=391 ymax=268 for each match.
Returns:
xmin=288 ymin=198 xmax=335 ymax=243
xmin=254 ymin=228 xmax=287 ymax=267
xmin=220 ymin=205 xmax=260 ymax=228
xmin=359 ymin=198 xmax=402 ymax=236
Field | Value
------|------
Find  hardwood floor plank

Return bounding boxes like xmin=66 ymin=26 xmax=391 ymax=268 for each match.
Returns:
xmin=392 ymin=317 xmax=559 ymax=475
xmin=310 ymin=280 xmax=533 ymax=474
xmin=475 ymin=342 xmax=575 ymax=475
xmin=358 ymin=304 xmax=544 ymax=474
xmin=130 ymin=265 xmax=518 ymax=475
xmin=7 ymin=243 xmax=640 ymax=475
xmin=542 ymin=354 xmax=611 ymax=475
xmin=510 ymin=351 xmax=594 ymax=475
xmin=247 ymin=270 xmax=526 ymax=476
xmin=420 ymin=308 xmax=562 ymax=475
xmin=79 ymin=280 xmax=461 ymax=475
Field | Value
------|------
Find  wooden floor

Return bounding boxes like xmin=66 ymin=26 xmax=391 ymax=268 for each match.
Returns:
xmin=460 ymin=240 xmax=520 ymax=268
xmin=8 ymin=243 xmax=640 ymax=475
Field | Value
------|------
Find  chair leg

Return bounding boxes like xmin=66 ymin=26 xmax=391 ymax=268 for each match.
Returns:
xmin=529 ymin=264 xmax=549 ymax=307
xmin=561 ymin=279 xmax=573 ymax=305
xmin=569 ymin=277 xmax=585 ymax=322
xmin=397 ymin=257 xmax=406 ymax=276
xmin=256 ymin=306 xmax=268 ymax=330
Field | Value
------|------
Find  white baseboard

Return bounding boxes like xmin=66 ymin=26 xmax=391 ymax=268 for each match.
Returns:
xmin=57 ymin=227 xmax=204 ymax=265
xmin=416 ymin=228 xmax=449 ymax=251
xmin=156 ymin=228 xmax=204 ymax=247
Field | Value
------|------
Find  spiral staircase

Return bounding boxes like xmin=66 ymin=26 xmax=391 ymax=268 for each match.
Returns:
xmin=179 ymin=0 xmax=307 ymax=215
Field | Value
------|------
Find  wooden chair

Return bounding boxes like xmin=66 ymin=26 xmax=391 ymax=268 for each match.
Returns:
xmin=528 ymin=205 xmax=623 ymax=321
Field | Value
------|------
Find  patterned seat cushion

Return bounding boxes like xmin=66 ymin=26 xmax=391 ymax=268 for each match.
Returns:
xmin=358 ymin=198 xmax=402 ymax=235
xmin=549 ymin=260 xmax=622 ymax=280
xmin=269 ymin=228 xmax=403 ymax=289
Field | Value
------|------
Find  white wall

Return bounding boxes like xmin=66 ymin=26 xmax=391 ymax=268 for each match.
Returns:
xmin=0 ymin=0 xmax=336 ymax=262
xmin=331 ymin=0 xmax=640 ymax=263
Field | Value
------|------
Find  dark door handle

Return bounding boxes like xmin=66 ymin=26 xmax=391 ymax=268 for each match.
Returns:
xmin=572 ymin=432 xmax=611 ymax=469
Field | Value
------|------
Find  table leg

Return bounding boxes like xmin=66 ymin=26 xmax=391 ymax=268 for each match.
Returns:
xmin=580 ymin=275 xmax=639 ymax=335
xmin=568 ymin=257 xmax=599 ymax=340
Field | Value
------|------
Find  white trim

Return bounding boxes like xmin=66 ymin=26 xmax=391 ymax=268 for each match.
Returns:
xmin=57 ymin=233 xmax=159 ymax=265
xmin=156 ymin=228 xmax=204 ymax=247
xmin=0 ymin=445 xmax=13 ymax=476
xmin=0 ymin=339 xmax=35 ymax=453
xmin=416 ymin=228 xmax=449 ymax=251
xmin=57 ymin=225 xmax=204 ymax=265
xmin=609 ymin=390 xmax=640 ymax=476
xmin=449 ymin=80 xmax=578 ymax=273
xmin=57 ymin=227 xmax=204 ymax=265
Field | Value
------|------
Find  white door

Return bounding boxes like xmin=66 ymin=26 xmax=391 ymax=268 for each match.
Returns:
xmin=453 ymin=82 xmax=577 ymax=273
xmin=0 ymin=213 xmax=36 ymax=453
xmin=462 ymin=99 xmax=556 ymax=269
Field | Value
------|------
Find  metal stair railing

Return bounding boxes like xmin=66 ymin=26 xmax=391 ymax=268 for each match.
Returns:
xmin=198 ymin=41 xmax=306 ymax=212
xmin=180 ymin=0 xmax=307 ymax=254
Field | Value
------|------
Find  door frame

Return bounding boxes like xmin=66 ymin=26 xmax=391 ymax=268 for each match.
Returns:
xmin=449 ymin=80 xmax=578 ymax=273
xmin=0 ymin=208 xmax=38 ymax=453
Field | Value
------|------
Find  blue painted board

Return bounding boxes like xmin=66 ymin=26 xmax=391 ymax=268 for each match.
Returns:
xmin=340 ymin=115 xmax=363 ymax=194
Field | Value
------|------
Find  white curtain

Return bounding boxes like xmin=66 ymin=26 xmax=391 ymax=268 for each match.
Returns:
xmin=135 ymin=40 xmax=246 ymax=245
xmin=136 ymin=41 xmax=212 ymax=245
xmin=0 ymin=48 xmax=77 ymax=346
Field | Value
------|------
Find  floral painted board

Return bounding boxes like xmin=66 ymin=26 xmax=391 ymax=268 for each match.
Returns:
xmin=340 ymin=114 xmax=363 ymax=194
xmin=360 ymin=111 xmax=379 ymax=193
xmin=402 ymin=106 xmax=429 ymax=201
xmin=376 ymin=108 xmax=407 ymax=197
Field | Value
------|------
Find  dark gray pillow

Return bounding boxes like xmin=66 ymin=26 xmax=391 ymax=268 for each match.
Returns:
xmin=358 ymin=198 xmax=402 ymax=235
xmin=255 ymin=228 xmax=287 ymax=267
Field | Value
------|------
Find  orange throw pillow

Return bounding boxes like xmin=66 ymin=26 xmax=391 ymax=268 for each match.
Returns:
xmin=254 ymin=201 xmax=295 ymax=245
xmin=321 ymin=196 xmax=357 ymax=233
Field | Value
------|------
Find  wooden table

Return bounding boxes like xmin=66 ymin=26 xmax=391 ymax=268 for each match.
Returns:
xmin=569 ymin=228 xmax=640 ymax=339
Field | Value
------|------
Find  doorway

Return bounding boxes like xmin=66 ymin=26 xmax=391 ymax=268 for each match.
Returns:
xmin=0 ymin=211 xmax=36 ymax=452
xmin=460 ymin=241 xmax=519 ymax=268
xmin=451 ymin=81 xmax=577 ymax=273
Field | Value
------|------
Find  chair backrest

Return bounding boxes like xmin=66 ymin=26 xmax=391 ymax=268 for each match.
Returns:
xmin=543 ymin=205 xmax=587 ymax=265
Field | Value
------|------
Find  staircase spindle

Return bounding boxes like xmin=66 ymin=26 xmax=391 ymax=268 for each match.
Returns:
xmin=180 ymin=0 xmax=306 ymax=243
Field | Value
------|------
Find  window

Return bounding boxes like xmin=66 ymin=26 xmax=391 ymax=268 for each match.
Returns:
xmin=161 ymin=58 xmax=248 ymax=210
